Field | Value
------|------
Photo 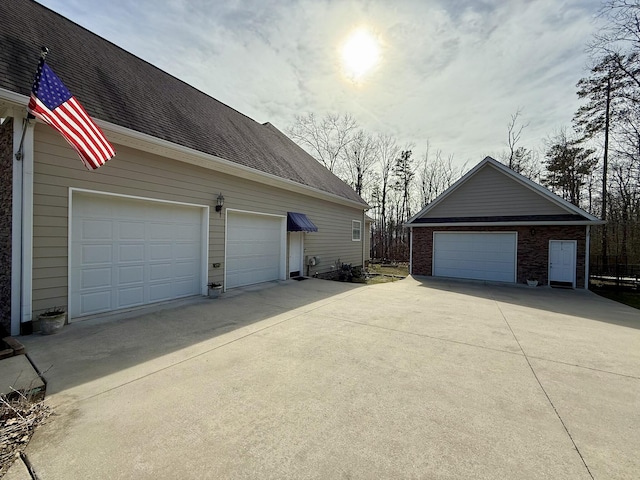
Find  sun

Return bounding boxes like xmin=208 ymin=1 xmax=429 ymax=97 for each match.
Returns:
xmin=340 ymin=27 xmax=381 ymax=82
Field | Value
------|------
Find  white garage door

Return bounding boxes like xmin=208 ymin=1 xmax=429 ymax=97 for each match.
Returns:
xmin=70 ymin=192 xmax=205 ymax=318
xmin=226 ymin=211 xmax=285 ymax=289
xmin=433 ymin=232 xmax=517 ymax=283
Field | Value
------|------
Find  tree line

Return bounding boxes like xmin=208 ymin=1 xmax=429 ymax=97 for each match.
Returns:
xmin=288 ymin=0 xmax=640 ymax=268
xmin=287 ymin=113 xmax=466 ymax=260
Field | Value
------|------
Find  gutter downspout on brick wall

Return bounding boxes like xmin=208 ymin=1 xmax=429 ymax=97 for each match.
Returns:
xmin=585 ymin=225 xmax=590 ymax=290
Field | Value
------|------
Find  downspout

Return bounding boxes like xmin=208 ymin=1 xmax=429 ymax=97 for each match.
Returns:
xmin=362 ymin=209 xmax=366 ymax=267
xmin=409 ymin=226 xmax=413 ymax=275
xmin=585 ymin=225 xmax=590 ymax=290
xmin=11 ymin=113 xmax=34 ymax=335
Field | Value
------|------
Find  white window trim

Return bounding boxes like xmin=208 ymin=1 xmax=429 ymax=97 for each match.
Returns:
xmin=352 ymin=220 xmax=362 ymax=242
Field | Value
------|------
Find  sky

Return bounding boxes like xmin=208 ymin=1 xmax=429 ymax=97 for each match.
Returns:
xmin=38 ymin=0 xmax=605 ymax=168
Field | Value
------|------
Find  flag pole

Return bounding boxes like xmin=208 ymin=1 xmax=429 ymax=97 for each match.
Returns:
xmin=15 ymin=46 xmax=49 ymax=161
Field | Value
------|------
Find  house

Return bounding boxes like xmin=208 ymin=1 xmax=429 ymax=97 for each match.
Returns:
xmin=406 ymin=157 xmax=604 ymax=289
xmin=0 ymin=0 xmax=369 ymax=335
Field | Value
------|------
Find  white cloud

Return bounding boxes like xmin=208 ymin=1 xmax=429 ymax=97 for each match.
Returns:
xmin=39 ymin=0 xmax=603 ymax=167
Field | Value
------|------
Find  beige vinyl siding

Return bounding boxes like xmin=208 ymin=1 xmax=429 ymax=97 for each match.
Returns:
xmin=422 ymin=164 xmax=568 ymax=219
xmin=32 ymin=125 xmax=364 ymax=314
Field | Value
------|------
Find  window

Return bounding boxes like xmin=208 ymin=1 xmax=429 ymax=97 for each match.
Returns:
xmin=352 ymin=220 xmax=361 ymax=241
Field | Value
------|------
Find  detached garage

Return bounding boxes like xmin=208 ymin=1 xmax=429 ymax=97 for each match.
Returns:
xmin=407 ymin=157 xmax=604 ymax=289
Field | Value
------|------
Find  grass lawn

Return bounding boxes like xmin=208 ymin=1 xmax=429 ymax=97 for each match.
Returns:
xmin=366 ymin=263 xmax=409 ymax=284
xmin=592 ymin=289 xmax=640 ymax=310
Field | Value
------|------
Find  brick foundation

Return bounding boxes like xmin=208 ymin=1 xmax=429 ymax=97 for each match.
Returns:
xmin=411 ymin=225 xmax=587 ymax=288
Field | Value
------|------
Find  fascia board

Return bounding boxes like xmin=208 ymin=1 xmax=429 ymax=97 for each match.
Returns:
xmin=405 ymin=220 xmax=606 ymax=228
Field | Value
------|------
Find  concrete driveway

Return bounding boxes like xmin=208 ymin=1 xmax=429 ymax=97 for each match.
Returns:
xmin=12 ymin=277 xmax=640 ymax=479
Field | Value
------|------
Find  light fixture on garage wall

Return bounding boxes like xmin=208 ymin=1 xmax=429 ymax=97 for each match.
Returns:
xmin=215 ymin=193 xmax=224 ymax=216
xmin=530 ymin=228 xmax=536 ymax=236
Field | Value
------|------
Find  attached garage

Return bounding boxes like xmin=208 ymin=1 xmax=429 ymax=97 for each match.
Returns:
xmin=70 ymin=191 xmax=208 ymax=319
xmin=433 ymin=232 xmax=517 ymax=283
xmin=225 ymin=211 xmax=286 ymax=289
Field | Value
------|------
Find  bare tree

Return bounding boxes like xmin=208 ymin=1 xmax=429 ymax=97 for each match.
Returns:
xmin=418 ymin=143 xmax=464 ymax=207
xmin=376 ymin=134 xmax=400 ymax=259
xmin=506 ymin=109 xmax=528 ymax=169
xmin=342 ymin=130 xmax=378 ymax=197
xmin=286 ymin=112 xmax=358 ymax=173
xmin=498 ymin=109 xmax=541 ymax=180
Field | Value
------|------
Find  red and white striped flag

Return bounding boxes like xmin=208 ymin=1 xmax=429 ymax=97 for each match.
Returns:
xmin=27 ymin=57 xmax=115 ymax=169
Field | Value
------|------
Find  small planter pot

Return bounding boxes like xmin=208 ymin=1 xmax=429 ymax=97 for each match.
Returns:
xmin=208 ymin=286 xmax=223 ymax=299
xmin=527 ymin=280 xmax=539 ymax=287
xmin=39 ymin=312 xmax=66 ymax=335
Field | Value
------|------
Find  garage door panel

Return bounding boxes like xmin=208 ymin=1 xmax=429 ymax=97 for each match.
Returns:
xmin=175 ymin=243 xmax=199 ymax=260
xmin=71 ymin=193 xmax=204 ymax=318
xmin=119 ymin=244 xmax=144 ymax=262
xmin=120 ymin=222 xmax=145 ymax=239
xmin=82 ymin=245 xmax=112 ymax=264
xmin=149 ymin=223 xmax=173 ymax=240
xmin=150 ymin=263 xmax=172 ymax=281
xmin=433 ymin=232 xmax=516 ymax=283
xmin=118 ymin=265 xmax=143 ymax=284
xmin=80 ymin=268 xmax=112 ymax=289
xmin=82 ymin=220 xmax=112 ymax=239
xmin=118 ymin=287 xmax=144 ymax=307
xmin=149 ymin=283 xmax=172 ymax=301
xmin=82 ymin=291 xmax=112 ymax=314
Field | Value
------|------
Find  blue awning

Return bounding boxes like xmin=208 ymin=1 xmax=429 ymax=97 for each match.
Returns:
xmin=287 ymin=212 xmax=318 ymax=232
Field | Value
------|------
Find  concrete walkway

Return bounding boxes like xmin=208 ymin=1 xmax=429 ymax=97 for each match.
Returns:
xmin=12 ymin=277 xmax=640 ymax=479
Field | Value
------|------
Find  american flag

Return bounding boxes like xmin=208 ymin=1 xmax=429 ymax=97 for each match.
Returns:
xmin=27 ymin=57 xmax=115 ymax=170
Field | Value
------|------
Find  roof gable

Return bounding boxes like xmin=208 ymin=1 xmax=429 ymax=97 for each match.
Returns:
xmin=409 ymin=157 xmax=602 ymax=225
xmin=0 ymin=0 xmax=365 ymax=206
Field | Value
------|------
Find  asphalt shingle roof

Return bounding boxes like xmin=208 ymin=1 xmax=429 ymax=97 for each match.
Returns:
xmin=0 ymin=0 xmax=365 ymax=205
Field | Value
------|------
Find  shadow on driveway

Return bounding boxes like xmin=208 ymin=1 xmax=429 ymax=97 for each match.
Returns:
xmin=20 ymin=278 xmax=364 ymax=401
xmin=412 ymin=275 xmax=640 ymax=330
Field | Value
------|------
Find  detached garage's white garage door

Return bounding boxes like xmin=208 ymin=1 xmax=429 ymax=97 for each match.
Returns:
xmin=226 ymin=211 xmax=286 ymax=289
xmin=70 ymin=192 xmax=206 ymax=318
xmin=433 ymin=232 xmax=517 ymax=283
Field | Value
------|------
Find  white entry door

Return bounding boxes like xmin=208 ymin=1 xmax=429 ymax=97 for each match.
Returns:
xmin=289 ymin=232 xmax=304 ymax=277
xmin=549 ymin=240 xmax=576 ymax=285
xmin=226 ymin=211 xmax=286 ymax=288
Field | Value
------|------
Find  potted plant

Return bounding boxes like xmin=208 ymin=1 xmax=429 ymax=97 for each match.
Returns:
xmin=207 ymin=282 xmax=223 ymax=298
xmin=38 ymin=307 xmax=66 ymax=335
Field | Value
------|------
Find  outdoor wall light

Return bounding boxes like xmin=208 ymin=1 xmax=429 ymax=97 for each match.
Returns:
xmin=215 ymin=193 xmax=224 ymax=216
xmin=530 ymin=228 xmax=536 ymax=236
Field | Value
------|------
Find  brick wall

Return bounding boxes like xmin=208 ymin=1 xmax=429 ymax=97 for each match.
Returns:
xmin=411 ymin=225 xmax=587 ymax=288
xmin=0 ymin=118 xmax=13 ymax=333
